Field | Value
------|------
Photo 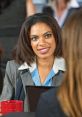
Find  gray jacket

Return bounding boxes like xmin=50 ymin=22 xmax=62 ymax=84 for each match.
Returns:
xmin=0 ymin=58 xmax=65 ymax=112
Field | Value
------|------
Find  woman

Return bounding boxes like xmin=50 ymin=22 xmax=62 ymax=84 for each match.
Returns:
xmin=36 ymin=9 xmax=82 ymax=117
xmin=53 ymin=0 xmax=79 ymax=27
xmin=0 ymin=13 xmax=65 ymax=111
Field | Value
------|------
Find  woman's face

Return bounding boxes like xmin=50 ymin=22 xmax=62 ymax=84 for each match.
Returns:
xmin=30 ymin=22 xmax=56 ymax=59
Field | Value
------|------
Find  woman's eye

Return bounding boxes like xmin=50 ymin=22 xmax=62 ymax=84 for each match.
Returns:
xmin=31 ymin=37 xmax=38 ymax=41
xmin=45 ymin=33 xmax=52 ymax=39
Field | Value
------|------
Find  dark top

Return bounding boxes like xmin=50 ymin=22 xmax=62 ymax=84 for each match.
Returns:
xmin=36 ymin=88 xmax=67 ymax=117
xmin=3 ymin=112 xmax=35 ymax=117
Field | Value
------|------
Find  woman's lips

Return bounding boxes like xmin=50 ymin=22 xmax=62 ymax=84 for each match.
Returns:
xmin=38 ymin=48 xmax=50 ymax=54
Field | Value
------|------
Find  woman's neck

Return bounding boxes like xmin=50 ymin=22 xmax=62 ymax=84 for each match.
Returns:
xmin=37 ymin=56 xmax=54 ymax=69
xmin=36 ymin=56 xmax=55 ymax=84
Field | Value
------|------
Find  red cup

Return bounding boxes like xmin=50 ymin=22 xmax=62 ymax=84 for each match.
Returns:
xmin=0 ymin=100 xmax=23 ymax=115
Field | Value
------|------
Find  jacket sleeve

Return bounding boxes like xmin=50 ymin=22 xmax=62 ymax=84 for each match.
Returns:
xmin=0 ymin=61 xmax=15 ymax=101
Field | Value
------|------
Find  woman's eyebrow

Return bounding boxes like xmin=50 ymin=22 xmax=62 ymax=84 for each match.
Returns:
xmin=30 ymin=35 xmax=38 ymax=38
xmin=30 ymin=31 xmax=52 ymax=37
xmin=43 ymin=31 xmax=52 ymax=36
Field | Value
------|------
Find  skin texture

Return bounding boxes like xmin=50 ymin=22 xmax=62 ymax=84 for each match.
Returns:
xmin=30 ymin=22 xmax=56 ymax=60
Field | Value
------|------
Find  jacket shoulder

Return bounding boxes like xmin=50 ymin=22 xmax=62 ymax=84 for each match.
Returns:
xmin=5 ymin=60 xmax=20 ymax=85
xmin=6 ymin=60 xmax=20 ymax=74
xmin=6 ymin=60 xmax=20 ymax=68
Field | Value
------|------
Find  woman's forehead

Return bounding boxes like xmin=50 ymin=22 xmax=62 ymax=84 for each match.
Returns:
xmin=30 ymin=22 xmax=52 ymax=35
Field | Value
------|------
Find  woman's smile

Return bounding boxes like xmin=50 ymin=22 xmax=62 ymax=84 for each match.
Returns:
xmin=37 ymin=47 xmax=50 ymax=54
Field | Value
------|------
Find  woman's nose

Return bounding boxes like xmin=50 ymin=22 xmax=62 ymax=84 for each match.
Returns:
xmin=38 ymin=37 xmax=45 ymax=45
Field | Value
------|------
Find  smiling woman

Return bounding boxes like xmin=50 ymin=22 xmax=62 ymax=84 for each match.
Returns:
xmin=0 ymin=13 xmax=66 ymax=112
xmin=30 ymin=22 xmax=56 ymax=83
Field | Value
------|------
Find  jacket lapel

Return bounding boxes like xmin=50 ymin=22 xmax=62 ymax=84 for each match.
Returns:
xmin=20 ymin=70 xmax=64 ymax=88
xmin=52 ymin=71 xmax=64 ymax=87
xmin=19 ymin=69 xmax=34 ymax=92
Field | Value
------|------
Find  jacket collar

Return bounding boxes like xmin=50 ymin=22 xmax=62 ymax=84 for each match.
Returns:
xmin=53 ymin=57 xmax=66 ymax=74
xmin=18 ymin=62 xmax=36 ymax=73
xmin=18 ymin=57 xmax=66 ymax=74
